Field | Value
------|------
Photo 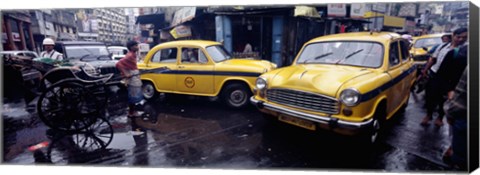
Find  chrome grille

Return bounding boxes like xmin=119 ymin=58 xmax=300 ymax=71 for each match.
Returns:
xmin=266 ymin=88 xmax=339 ymax=114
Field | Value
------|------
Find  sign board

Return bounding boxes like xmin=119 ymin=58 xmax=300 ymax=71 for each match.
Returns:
xmin=171 ymin=7 xmax=196 ymax=27
xmin=138 ymin=43 xmax=150 ymax=53
xmin=398 ymin=4 xmax=417 ymax=17
xmin=12 ymin=32 xmax=21 ymax=42
xmin=169 ymin=25 xmax=192 ymax=39
xmin=350 ymin=4 xmax=366 ymax=18
xmin=371 ymin=3 xmax=387 ymax=13
xmin=328 ymin=4 xmax=346 ymax=17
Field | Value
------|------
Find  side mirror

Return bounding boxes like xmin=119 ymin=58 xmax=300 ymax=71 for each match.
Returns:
xmin=422 ymin=47 xmax=428 ymax=51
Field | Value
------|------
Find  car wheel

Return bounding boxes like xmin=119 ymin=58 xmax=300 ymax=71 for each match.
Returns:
xmin=361 ymin=105 xmax=386 ymax=145
xmin=142 ymin=81 xmax=158 ymax=101
xmin=221 ymin=83 xmax=252 ymax=108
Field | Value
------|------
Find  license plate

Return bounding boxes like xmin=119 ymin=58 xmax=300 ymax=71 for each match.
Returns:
xmin=278 ymin=114 xmax=316 ymax=131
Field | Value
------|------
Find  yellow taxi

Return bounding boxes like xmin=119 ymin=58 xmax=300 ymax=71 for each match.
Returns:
xmin=250 ymin=32 xmax=416 ymax=144
xmin=410 ymin=33 xmax=449 ymax=69
xmin=138 ymin=40 xmax=277 ymax=108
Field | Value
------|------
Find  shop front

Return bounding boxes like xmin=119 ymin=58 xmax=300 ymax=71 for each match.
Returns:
xmin=2 ymin=11 xmax=36 ymax=51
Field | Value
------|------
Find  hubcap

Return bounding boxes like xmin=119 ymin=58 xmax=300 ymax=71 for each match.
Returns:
xmin=143 ymin=84 xmax=154 ymax=99
xmin=229 ymin=90 xmax=246 ymax=105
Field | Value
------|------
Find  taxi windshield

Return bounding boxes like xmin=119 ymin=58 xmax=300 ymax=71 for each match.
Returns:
xmin=414 ymin=37 xmax=442 ymax=48
xmin=296 ymin=41 xmax=384 ymax=68
xmin=206 ymin=45 xmax=232 ymax=62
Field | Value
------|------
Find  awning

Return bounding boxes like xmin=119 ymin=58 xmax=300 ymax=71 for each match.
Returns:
xmin=171 ymin=7 xmax=197 ymax=27
xmin=294 ymin=6 xmax=321 ymax=18
xmin=136 ymin=14 xmax=165 ymax=25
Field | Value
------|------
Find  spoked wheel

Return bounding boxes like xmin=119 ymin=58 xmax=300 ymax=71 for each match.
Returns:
xmin=46 ymin=117 xmax=114 ymax=164
xmin=37 ymin=80 xmax=103 ymax=132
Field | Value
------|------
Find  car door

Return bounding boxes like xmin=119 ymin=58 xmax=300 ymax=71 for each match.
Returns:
xmin=175 ymin=47 xmax=215 ymax=95
xmin=399 ymin=39 xmax=415 ymax=102
xmin=145 ymin=47 xmax=178 ymax=92
xmin=385 ymin=40 xmax=405 ymax=116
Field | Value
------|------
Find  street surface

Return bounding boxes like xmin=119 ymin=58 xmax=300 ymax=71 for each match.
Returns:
xmin=2 ymin=88 xmax=460 ymax=172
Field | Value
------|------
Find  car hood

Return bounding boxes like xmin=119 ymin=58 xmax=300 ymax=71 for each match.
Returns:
xmin=266 ymin=64 xmax=374 ymax=97
xmin=217 ymin=59 xmax=276 ymax=72
xmin=410 ymin=47 xmax=431 ymax=56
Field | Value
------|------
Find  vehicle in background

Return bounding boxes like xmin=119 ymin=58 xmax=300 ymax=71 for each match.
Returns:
xmin=138 ymin=40 xmax=277 ymax=108
xmin=409 ymin=33 xmax=449 ymax=71
xmin=108 ymin=46 xmax=128 ymax=60
xmin=0 ymin=50 xmax=39 ymax=59
xmin=52 ymin=41 xmax=119 ymax=75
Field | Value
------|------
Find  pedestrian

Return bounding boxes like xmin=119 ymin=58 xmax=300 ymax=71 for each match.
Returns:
xmin=428 ymin=34 xmax=452 ymax=55
xmin=414 ymin=34 xmax=452 ymax=94
xmin=443 ymin=67 xmax=468 ymax=170
xmin=39 ymin=38 xmax=63 ymax=61
xmin=116 ymin=41 xmax=144 ymax=118
xmin=420 ymin=28 xmax=468 ymax=127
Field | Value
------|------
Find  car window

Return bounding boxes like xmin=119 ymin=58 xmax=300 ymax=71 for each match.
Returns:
xmin=24 ymin=52 xmax=37 ymax=58
xmin=413 ymin=37 xmax=442 ymax=48
xmin=206 ymin=45 xmax=232 ymax=62
xmin=151 ymin=48 xmax=177 ymax=63
xmin=181 ymin=47 xmax=202 ymax=64
xmin=296 ymin=41 xmax=384 ymax=68
xmin=400 ymin=40 xmax=410 ymax=62
xmin=389 ymin=42 xmax=401 ymax=67
xmin=198 ymin=50 xmax=208 ymax=63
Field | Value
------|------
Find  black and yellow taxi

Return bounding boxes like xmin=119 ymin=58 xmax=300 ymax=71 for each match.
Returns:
xmin=138 ymin=40 xmax=277 ymax=108
xmin=251 ymin=32 xmax=416 ymax=143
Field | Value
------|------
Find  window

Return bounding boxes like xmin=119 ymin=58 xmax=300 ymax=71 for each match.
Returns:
xmin=181 ymin=47 xmax=203 ymax=64
xmin=389 ymin=42 xmax=401 ymax=67
xmin=151 ymin=48 xmax=177 ymax=63
xmin=400 ymin=40 xmax=410 ymax=62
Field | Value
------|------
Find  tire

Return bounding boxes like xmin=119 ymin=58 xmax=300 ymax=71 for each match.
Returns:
xmin=37 ymin=81 xmax=100 ymax=132
xmin=221 ymin=83 xmax=252 ymax=108
xmin=360 ymin=104 xmax=386 ymax=145
xmin=142 ymin=81 xmax=159 ymax=101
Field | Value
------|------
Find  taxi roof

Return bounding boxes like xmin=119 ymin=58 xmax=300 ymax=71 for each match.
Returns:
xmin=307 ymin=32 xmax=402 ymax=44
xmin=156 ymin=40 xmax=220 ymax=48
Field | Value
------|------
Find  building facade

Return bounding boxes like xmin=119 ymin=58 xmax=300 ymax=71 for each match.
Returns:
xmin=95 ymin=8 xmax=128 ymax=46
xmin=29 ymin=9 xmax=77 ymax=53
xmin=2 ymin=10 xmax=36 ymax=51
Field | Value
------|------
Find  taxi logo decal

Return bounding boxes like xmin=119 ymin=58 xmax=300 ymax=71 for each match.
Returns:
xmin=184 ymin=77 xmax=195 ymax=88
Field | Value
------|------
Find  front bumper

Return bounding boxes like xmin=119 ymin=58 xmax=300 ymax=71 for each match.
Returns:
xmin=251 ymin=97 xmax=374 ymax=135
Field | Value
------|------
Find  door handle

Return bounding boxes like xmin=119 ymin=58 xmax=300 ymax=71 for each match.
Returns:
xmin=178 ymin=66 xmax=185 ymax=68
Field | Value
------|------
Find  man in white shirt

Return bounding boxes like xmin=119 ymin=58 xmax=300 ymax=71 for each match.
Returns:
xmin=39 ymin=38 xmax=63 ymax=61
xmin=420 ymin=28 xmax=468 ymax=127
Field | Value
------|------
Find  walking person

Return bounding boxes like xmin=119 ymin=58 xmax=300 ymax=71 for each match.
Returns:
xmin=443 ymin=68 xmax=468 ymax=170
xmin=116 ymin=41 xmax=144 ymax=118
xmin=40 ymin=38 xmax=63 ymax=60
xmin=420 ymin=28 xmax=468 ymax=127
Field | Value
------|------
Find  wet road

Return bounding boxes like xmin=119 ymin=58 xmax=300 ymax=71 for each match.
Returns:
xmin=2 ymin=88 xmax=460 ymax=172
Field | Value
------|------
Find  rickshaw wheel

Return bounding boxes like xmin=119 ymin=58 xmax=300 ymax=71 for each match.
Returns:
xmin=37 ymin=80 xmax=101 ymax=132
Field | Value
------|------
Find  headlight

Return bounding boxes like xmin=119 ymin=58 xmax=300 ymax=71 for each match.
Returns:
xmin=340 ymin=88 xmax=360 ymax=106
xmin=256 ymin=77 xmax=267 ymax=90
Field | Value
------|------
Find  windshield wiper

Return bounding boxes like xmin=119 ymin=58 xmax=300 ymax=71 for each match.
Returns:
xmin=96 ymin=55 xmax=111 ymax=60
xmin=335 ymin=49 xmax=363 ymax=64
xmin=80 ymin=54 xmax=91 ymax=61
xmin=345 ymin=49 xmax=364 ymax=59
xmin=303 ymin=52 xmax=333 ymax=63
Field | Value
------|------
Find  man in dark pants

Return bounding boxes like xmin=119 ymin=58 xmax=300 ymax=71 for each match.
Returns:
xmin=443 ymin=68 xmax=468 ymax=170
xmin=420 ymin=28 xmax=468 ymax=127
